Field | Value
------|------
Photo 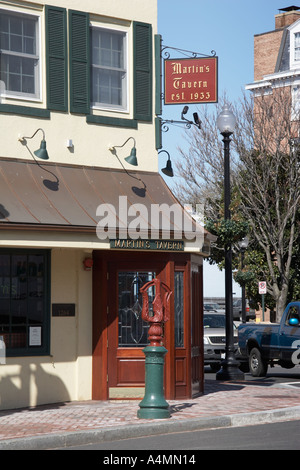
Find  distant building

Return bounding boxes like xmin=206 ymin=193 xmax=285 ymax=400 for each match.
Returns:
xmin=246 ymin=5 xmax=300 ymax=132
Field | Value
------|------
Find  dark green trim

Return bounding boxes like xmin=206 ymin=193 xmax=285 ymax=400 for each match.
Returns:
xmin=0 ymin=104 xmax=50 ymax=118
xmin=155 ymin=34 xmax=162 ymax=116
xmin=155 ymin=117 xmax=162 ymax=150
xmin=45 ymin=6 xmax=68 ymax=112
xmin=69 ymin=10 xmax=90 ymax=114
xmin=86 ymin=114 xmax=138 ymax=128
xmin=0 ymin=249 xmax=51 ymax=357
xmin=133 ymin=21 xmax=153 ymax=121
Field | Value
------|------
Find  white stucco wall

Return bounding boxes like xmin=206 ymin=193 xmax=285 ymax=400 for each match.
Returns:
xmin=0 ymin=0 xmax=158 ymax=172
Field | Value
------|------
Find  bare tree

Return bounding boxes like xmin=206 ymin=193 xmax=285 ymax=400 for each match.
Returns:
xmin=174 ymin=90 xmax=300 ymax=320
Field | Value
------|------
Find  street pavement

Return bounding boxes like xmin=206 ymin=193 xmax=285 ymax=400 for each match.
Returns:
xmin=1 ymin=377 xmax=300 ymax=450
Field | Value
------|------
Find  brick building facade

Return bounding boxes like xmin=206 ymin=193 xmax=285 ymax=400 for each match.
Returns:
xmin=247 ymin=5 xmax=300 ymax=118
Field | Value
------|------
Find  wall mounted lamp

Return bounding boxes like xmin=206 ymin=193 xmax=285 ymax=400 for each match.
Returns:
xmin=18 ymin=128 xmax=49 ymax=160
xmin=159 ymin=150 xmax=174 ymax=177
xmin=109 ymin=137 xmax=138 ymax=166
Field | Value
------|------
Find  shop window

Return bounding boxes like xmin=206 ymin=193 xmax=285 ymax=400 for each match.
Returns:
xmin=0 ymin=9 xmax=40 ymax=100
xmin=0 ymin=250 xmax=50 ymax=356
xmin=118 ymin=271 xmax=155 ymax=347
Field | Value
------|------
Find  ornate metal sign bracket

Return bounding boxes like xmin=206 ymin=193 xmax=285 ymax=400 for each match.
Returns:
xmin=161 ymin=44 xmax=216 ymax=60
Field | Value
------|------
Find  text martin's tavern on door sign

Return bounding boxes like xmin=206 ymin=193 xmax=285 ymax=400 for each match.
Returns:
xmin=164 ymin=57 xmax=218 ymax=105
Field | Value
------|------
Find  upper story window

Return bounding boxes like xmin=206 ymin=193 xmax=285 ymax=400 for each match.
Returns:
xmin=0 ymin=7 xmax=153 ymax=123
xmin=91 ymin=27 xmax=127 ymax=111
xmin=294 ymin=32 xmax=300 ymax=61
xmin=0 ymin=9 xmax=40 ymax=100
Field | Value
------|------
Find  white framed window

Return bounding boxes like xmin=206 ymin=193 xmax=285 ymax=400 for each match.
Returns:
xmin=90 ymin=26 xmax=127 ymax=111
xmin=295 ymin=32 xmax=300 ymax=62
xmin=0 ymin=9 xmax=40 ymax=100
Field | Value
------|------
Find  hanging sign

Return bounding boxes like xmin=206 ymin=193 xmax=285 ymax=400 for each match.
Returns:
xmin=164 ymin=56 xmax=218 ymax=105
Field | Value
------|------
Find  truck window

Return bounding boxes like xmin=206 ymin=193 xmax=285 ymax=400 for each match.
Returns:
xmin=286 ymin=306 xmax=300 ymax=326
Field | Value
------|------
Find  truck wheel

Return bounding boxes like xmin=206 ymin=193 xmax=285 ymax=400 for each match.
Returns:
xmin=249 ymin=347 xmax=268 ymax=377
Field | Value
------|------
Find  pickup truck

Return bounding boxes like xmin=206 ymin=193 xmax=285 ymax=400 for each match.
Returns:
xmin=238 ymin=302 xmax=300 ymax=377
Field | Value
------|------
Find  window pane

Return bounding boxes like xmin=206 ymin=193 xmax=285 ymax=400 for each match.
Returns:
xmin=10 ymin=16 xmax=22 ymax=37
xmin=7 ymin=326 xmax=27 ymax=349
xmin=10 ymin=33 xmax=22 ymax=53
xmin=9 ymin=71 xmax=21 ymax=92
xmin=28 ymin=255 xmax=44 ymax=276
xmin=0 ymin=299 xmax=10 ymax=324
xmin=174 ymin=272 xmax=184 ymax=347
xmin=28 ymin=299 xmax=43 ymax=324
xmin=118 ymin=272 xmax=155 ymax=347
xmin=0 ymin=254 xmax=10 ymax=276
xmin=11 ymin=299 xmax=27 ymax=324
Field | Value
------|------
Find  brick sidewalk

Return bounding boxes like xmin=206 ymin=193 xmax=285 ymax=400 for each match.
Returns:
xmin=1 ymin=380 xmax=300 ymax=445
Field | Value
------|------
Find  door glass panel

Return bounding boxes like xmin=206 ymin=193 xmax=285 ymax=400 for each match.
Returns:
xmin=118 ymin=271 xmax=155 ymax=347
xmin=174 ymin=271 xmax=184 ymax=347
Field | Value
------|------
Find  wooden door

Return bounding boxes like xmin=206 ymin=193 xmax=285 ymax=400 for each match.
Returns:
xmin=93 ymin=251 xmax=199 ymax=400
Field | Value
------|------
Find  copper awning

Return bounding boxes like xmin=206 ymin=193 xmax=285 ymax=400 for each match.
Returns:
xmin=0 ymin=158 xmax=212 ymax=250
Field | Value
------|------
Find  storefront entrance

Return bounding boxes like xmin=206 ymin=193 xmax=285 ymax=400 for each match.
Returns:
xmin=92 ymin=251 xmax=203 ymax=400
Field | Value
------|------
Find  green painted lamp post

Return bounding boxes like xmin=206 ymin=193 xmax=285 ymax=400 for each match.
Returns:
xmin=137 ymin=278 xmax=172 ymax=419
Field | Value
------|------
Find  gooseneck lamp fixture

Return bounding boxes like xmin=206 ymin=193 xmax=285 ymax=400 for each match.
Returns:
xmin=159 ymin=150 xmax=174 ymax=177
xmin=109 ymin=137 xmax=138 ymax=166
xmin=18 ymin=128 xmax=49 ymax=160
xmin=216 ymin=105 xmax=244 ymax=381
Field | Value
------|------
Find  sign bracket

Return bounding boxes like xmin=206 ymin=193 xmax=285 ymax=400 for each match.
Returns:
xmin=161 ymin=44 xmax=216 ymax=60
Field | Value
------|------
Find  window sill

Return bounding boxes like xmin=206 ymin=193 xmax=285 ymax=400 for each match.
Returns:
xmin=0 ymin=103 xmax=50 ymax=118
xmin=86 ymin=114 xmax=137 ymax=128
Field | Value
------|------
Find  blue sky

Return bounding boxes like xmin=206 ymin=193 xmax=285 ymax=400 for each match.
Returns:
xmin=157 ymin=0 xmax=285 ymax=297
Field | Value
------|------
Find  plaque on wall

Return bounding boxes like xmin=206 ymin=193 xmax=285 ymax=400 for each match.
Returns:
xmin=52 ymin=304 xmax=75 ymax=317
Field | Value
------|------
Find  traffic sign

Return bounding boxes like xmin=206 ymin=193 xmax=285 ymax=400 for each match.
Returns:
xmin=259 ymin=281 xmax=267 ymax=295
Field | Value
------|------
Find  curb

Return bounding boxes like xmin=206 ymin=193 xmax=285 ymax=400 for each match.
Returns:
xmin=1 ymin=406 xmax=300 ymax=450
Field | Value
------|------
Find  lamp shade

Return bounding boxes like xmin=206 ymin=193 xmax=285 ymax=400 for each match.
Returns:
xmin=124 ymin=147 xmax=138 ymax=166
xmin=34 ymin=139 xmax=49 ymax=160
xmin=217 ymin=105 xmax=236 ymax=134
xmin=161 ymin=159 xmax=174 ymax=177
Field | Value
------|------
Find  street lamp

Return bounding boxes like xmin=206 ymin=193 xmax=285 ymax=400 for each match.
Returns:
xmin=216 ymin=105 xmax=244 ymax=381
xmin=238 ymin=236 xmax=249 ymax=323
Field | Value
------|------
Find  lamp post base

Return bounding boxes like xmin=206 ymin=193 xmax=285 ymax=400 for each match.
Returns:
xmin=216 ymin=358 xmax=244 ymax=381
xmin=137 ymin=346 xmax=170 ymax=419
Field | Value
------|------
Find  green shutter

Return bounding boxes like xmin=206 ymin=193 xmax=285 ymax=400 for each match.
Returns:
xmin=133 ymin=22 xmax=153 ymax=121
xmin=155 ymin=34 xmax=162 ymax=116
xmin=69 ymin=10 xmax=90 ymax=114
xmin=45 ymin=6 xmax=68 ymax=111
